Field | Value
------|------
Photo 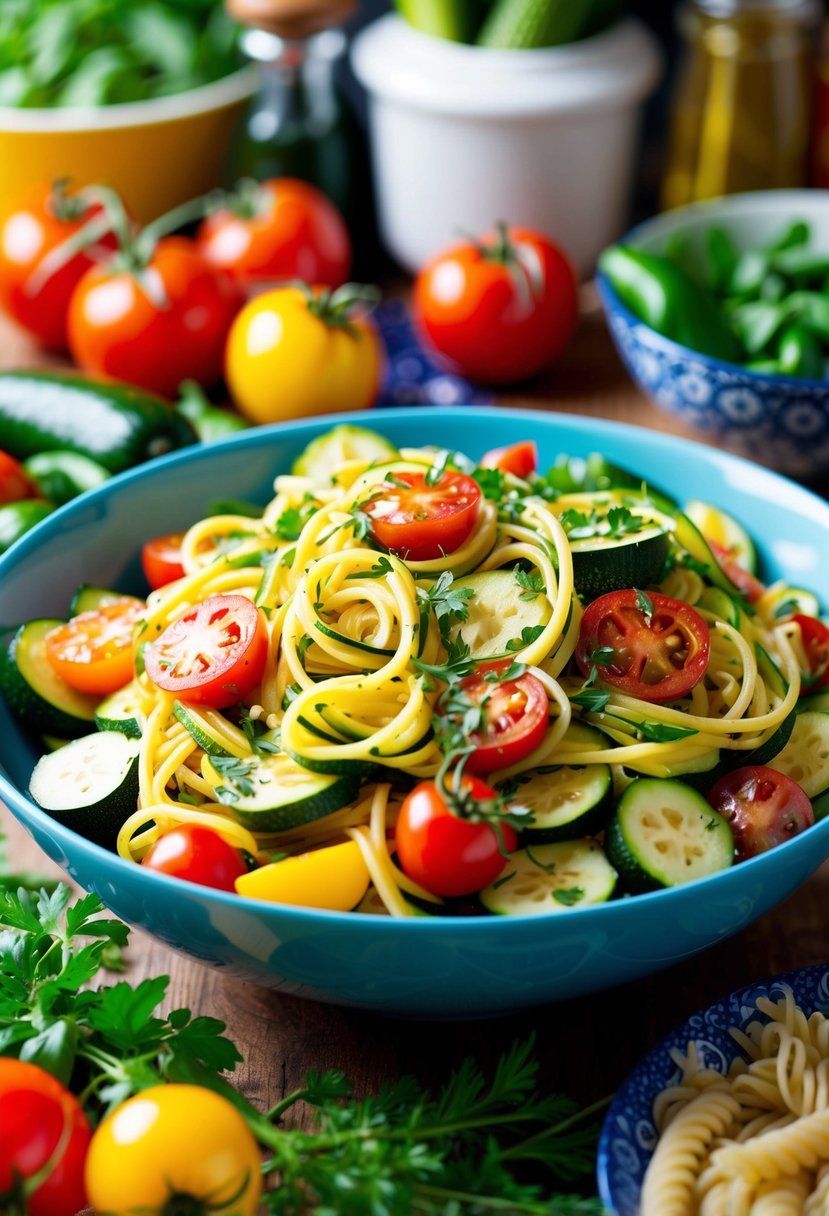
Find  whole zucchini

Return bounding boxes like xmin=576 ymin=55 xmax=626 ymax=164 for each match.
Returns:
xmin=0 ymin=372 xmax=198 ymax=474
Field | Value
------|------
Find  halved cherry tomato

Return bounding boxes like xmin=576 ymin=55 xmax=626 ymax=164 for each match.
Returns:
xmin=0 ymin=450 xmax=37 ymax=505
xmin=454 ymin=660 xmax=548 ymax=774
xmin=0 ymin=181 xmax=116 ymax=352
xmin=142 ymin=825 xmax=248 ymax=891
xmin=363 ymin=470 xmax=482 ymax=562
xmin=197 ymin=177 xmax=351 ymax=289
xmin=480 ymin=441 xmax=537 ymax=479
xmin=85 ymin=1085 xmax=261 ymax=1216
xmin=395 ymin=775 xmax=518 ymax=897
xmin=141 ymin=532 xmax=186 ymax=590
xmin=144 ymin=594 xmax=268 ymax=709
xmin=576 ymin=589 xmax=711 ymax=704
xmin=793 ymin=613 xmax=829 ymax=689
xmin=710 ymin=541 xmax=765 ymax=603
xmin=707 ymin=765 xmax=813 ymax=861
xmin=0 ymin=1059 xmax=91 ymax=1216
xmin=45 ymin=598 xmax=145 ymax=695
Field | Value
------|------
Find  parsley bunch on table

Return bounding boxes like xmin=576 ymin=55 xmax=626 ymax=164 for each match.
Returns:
xmin=0 ymin=851 xmax=605 ymax=1214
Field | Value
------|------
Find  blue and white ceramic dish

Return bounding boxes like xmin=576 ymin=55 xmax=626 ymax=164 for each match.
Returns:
xmin=597 ymin=965 xmax=829 ymax=1215
xmin=2 ymin=407 xmax=829 ymax=1017
xmin=598 ymin=189 xmax=829 ymax=481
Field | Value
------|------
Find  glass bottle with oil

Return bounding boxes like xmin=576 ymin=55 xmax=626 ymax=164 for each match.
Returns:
xmin=662 ymin=0 xmax=821 ymax=211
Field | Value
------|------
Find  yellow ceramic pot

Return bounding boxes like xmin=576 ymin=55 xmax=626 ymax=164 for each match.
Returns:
xmin=0 ymin=68 xmax=258 ymax=224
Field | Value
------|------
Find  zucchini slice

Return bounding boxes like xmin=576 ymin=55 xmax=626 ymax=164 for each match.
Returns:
xmin=95 ymin=681 xmax=146 ymax=740
xmin=480 ymin=840 xmax=617 ymax=915
xmin=604 ymin=777 xmax=734 ymax=893
xmin=202 ymin=752 xmax=359 ymax=832
xmin=173 ymin=701 xmax=234 ymax=757
xmin=761 ymin=584 xmax=820 ymax=622
xmin=68 ymin=585 xmax=142 ymax=617
xmin=553 ymin=492 xmax=673 ymax=597
xmin=769 ymin=711 xmax=829 ymax=798
xmin=29 ymin=730 xmax=140 ymax=849
xmin=446 ymin=569 xmax=551 ymax=659
xmin=684 ymin=500 xmax=756 ymax=573
xmin=503 ymin=765 xmax=612 ymax=843
xmin=673 ymin=512 xmax=746 ymax=598
xmin=292 ymin=425 xmax=399 ymax=484
xmin=696 ymin=587 xmax=742 ymax=630
xmin=0 ymin=620 xmax=98 ymax=737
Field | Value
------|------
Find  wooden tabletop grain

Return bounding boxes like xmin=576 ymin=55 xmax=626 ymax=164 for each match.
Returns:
xmin=3 ymin=297 xmax=829 ymax=1147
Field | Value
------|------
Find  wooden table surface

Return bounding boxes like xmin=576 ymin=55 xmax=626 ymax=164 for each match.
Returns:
xmin=3 ymin=298 xmax=829 ymax=1168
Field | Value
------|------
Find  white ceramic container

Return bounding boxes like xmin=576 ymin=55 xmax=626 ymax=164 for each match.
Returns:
xmin=351 ymin=15 xmax=662 ymax=277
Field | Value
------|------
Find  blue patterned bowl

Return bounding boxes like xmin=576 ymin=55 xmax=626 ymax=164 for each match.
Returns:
xmin=4 ymin=408 xmax=829 ymax=1016
xmin=597 ymin=965 xmax=829 ymax=1215
xmin=598 ymin=190 xmax=829 ymax=481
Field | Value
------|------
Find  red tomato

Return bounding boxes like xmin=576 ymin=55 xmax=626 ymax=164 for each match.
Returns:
xmin=455 ymin=661 xmax=548 ymax=774
xmin=0 ymin=1059 xmax=91 ymax=1216
xmin=0 ymin=181 xmax=115 ymax=352
xmin=67 ymin=237 xmax=242 ymax=397
xmin=793 ymin=614 xmax=829 ymax=689
xmin=710 ymin=541 xmax=765 ymax=603
xmin=45 ymin=598 xmax=145 ymax=695
xmin=395 ymin=775 xmax=518 ymax=897
xmin=576 ymin=589 xmax=711 ymax=704
xmin=142 ymin=825 xmax=248 ymax=891
xmin=364 ymin=470 xmax=482 ymax=561
xmin=480 ymin=441 xmax=538 ymax=479
xmin=142 ymin=532 xmax=186 ymax=590
xmin=707 ymin=765 xmax=813 ymax=861
xmin=197 ymin=177 xmax=351 ymax=289
xmin=0 ymin=450 xmax=37 ymax=504
xmin=414 ymin=225 xmax=578 ymax=385
xmin=144 ymin=594 xmax=268 ymax=709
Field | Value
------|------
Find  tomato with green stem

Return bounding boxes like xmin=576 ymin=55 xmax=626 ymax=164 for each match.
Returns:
xmin=0 ymin=180 xmax=116 ymax=352
xmin=142 ymin=825 xmax=248 ymax=892
xmin=45 ymin=598 xmax=145 ymax=696
xmin=455 ymin=661 xmax=549 ymax=774
xmin=197 ymin=176 xmax=351 ymax=289
xmin=575 ymin=589 xmax=711 ymax=704
xmin=414 ymin=224 xmax=578 ymax=385
xmin=395 ymin=775 xmax=518 ymax=897
xmin=144 ymin=593 xmax=268 ymax=709
xmin=141 ymin=532 xmax=186 ymax=590
xmin=707 ymin=766 xmax=813 ymax=860
xmin=0 ymin=1059 xmax=91 ymax=1216
xmin=363 ymin=469 xmax=482 ymax=561
xmin=84 ymin=1084 xmax=262 ymax=1216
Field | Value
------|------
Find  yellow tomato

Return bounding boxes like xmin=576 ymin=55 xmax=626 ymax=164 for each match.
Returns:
xmin=84 ymin=1084 xmax=262 ymax=1216
xmin=236 ymin=839 xmax=370 ymax=910
xmin=225 ymin=285 xmax=384 ymax=424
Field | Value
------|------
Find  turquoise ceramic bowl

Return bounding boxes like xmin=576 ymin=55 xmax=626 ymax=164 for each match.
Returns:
xmin=2 ymin=407 xmax=829 ymax=1017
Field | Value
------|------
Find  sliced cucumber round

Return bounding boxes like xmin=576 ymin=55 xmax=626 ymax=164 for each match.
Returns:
xmin=29 ymin=730 xmax=140 ymax=850
xmin=504 ymin=765 xmax=612 ymax=843
xmin=203 ymin=752 xmax=359 ymax=832
xmin=769 ymin=710 xmax=829 ymax=798
xmin=95 ymin=681 xmax=146 ymax=740
xmin=480 ymin=839 xmax=617 ymax=916
xmin=0 ymin=620 xmax=98 ymax=737
xmin=446 ymin=569 xmax=551 ymax=659
xmin=605 ymin=777 xmax=734 ymax=893
xmin=291 ymin=425 xmax=399 ymax=484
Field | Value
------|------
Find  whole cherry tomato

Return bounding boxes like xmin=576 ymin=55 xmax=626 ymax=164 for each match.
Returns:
xmin=0 ymin=180 xmax=115 ymax=351
xmin=414 ymin=223 xmax=578 ymax=385
xmin=707 ymin=766 xmax=813 ymax=861
xmin=0 ymin=1058 xmax=91 ymax=1216
xmin=576 ymin=589 xmax=711 ymax=704
xmin=142 ymin=825 xmax=248 ymax=891
xmin=395 ymin=775 xmax=518 ymax=897
xmin=480 ymin=441 xmax=538 ymax=479
xmin=45 ymin=597 xmax=145 ymax=696
xmin=454 ymin=660 xmax=549 ymax=774
xmin=144 ymin=593 xmax=268 ymax=708
xmin=794 ymin=613 xmax=829 ymax=689
xmin=0 ymin=450 xmax=38 ymax=505
xmin=197 ymin=177 xmax=351 ymax=289
xmin=225 ymin=284 xmax=383 ymax=424
xmin=85 ymin=1085 xmax=261 ymax=1216
xmin=67 ymin=237 xmax=241 ymax=397
xmin=363 ymin=469 xmax=482 ymax=561
xmin=141 ymin=532 xmax=186 ymax=590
